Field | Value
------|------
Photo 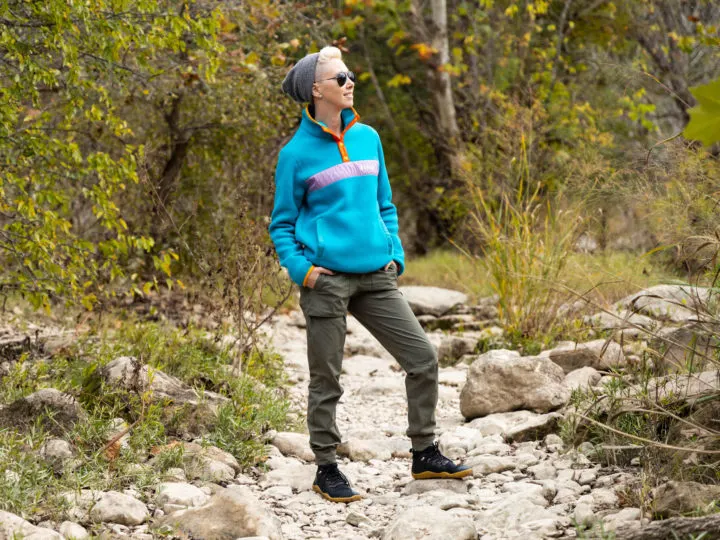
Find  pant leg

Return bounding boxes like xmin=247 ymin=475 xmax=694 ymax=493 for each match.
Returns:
xmin=299 ymin=273 xmax=351 ymax=465
xmin=348 ymin=268 xmax=438 ymax=450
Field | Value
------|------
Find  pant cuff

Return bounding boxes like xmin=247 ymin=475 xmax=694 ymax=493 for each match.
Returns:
xmin=313 ymin=448 xmax=337 ymax=466
xmin=410 ymin=436 xmax=436 ymax=452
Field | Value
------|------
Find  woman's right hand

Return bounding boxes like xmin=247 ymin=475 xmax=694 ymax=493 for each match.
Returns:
xmin=307 ymin=266 xmax=335 ymax=289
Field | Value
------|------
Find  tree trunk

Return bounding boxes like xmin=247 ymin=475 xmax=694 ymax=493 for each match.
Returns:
xmin=408 ymin=0 xmax=465 ymax=251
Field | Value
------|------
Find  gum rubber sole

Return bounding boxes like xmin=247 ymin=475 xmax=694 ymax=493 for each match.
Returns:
xmin=411 ymin=468 xmax=474 ymax=480
xmin=312 ymin=484 xmax=363 ymax=503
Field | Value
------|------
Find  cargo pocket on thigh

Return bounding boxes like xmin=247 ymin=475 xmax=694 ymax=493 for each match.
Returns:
xmin=300 ymin=279 xmax=347 ymax=318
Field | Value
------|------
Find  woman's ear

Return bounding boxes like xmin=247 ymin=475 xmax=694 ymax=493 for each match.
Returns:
xmin=312 ymin=83 xmax=323 ymax=100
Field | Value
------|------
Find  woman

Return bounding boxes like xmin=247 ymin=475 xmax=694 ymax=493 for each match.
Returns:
xmin=269 ymin=46 xmax=471 ymax=503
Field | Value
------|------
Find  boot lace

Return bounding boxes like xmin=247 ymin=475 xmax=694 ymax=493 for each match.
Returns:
xmin=323 ymin=465 xmax=351 ymax=489
xmin=414 ymin=441 xmax=453 ymax=468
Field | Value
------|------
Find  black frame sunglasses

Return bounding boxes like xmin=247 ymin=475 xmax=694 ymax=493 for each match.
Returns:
xmin=316 ymin=71 xmax=356 ymax=87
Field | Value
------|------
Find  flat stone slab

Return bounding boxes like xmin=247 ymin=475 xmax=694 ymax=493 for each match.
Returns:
xmin=399 ymin=286 xmax=468 ymax=317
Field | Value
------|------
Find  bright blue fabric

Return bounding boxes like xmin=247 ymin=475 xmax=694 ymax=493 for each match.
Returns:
xmin=269 ymin=107 xmax=405 ymax=286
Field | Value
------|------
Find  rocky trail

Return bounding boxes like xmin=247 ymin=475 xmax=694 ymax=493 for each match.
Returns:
xmin=1 ymin=284 xmax=718 ymax=539
xmin=241 ymin=287 xmax=648 ymax=540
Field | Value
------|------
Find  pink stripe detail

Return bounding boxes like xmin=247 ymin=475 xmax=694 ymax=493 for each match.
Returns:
xmin=306 ymin=160 xmax=379 ymax=192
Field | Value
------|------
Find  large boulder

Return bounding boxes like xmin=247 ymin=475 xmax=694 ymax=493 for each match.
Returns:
xmin=615 ymin=285 xmax=713 ymax=323
xmin=399 ymin=286 xmax=468 ymax=317
xmin=541 ymin=339 xmax=625 ymax=373
xmin=460 ymin=350 xmax=569 ymax=419
xmin=155 ymin=486 xmax=282 ymax=540
xmin=0 ymin=388 xmax=86 ymax=436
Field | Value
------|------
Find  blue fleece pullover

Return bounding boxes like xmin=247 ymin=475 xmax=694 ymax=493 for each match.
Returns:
xmin=269 ymin=105 xmax=405 ymax=286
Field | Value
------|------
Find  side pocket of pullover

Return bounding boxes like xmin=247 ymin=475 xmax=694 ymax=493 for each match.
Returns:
xmin=268 ymin=148 xmax=313 ymax=286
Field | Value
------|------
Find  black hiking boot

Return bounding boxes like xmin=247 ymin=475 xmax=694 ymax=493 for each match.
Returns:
xmin=410 ymin=441 xmax=473 ymax=480
xmin=312 ymin=463 xmax=362 ymax=503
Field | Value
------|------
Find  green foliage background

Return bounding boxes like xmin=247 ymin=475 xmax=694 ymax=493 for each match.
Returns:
xmin=1 ymin=0 xmax=719 ymax=311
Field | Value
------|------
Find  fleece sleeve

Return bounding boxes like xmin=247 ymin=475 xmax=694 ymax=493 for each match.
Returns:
xmin=376 ymin=133 xmax=406 ymax=275
xmin=268 ymin=148 xmax=314 ymax=286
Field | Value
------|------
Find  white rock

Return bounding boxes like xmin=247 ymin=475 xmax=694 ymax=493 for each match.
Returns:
xmin=584 ymin=310 xmax=656 ymax=330
xmin=527 ymin=461 xmax=556 ymax=480
xmin=59 ymin=521 xmax=89 ymax=539
xmin=338 ymin=438 xmax=392 ymax=462
xmin=270 ymin=432 xmax=314 ymax=462
xmin=182 ymin=443 xmax=241 ymax=473
xmin=564 ymin=367 xmax=602 ymax=391
xmin=615 ymin=285 xmax=711 ymax=322
xmin=40 ymin=438 xmax=74 ymax=461
xmin=573 ymin=501 xmax=595 ymax=528
xmin=399 ymin=286 xmax=468 ymax=317
xmin=466 ymin=410 xmax=563 ymax=442
xmin=464 ymin=455 xmax=517 ymax=474
xmin=60 ymin=489 xmax=104 ymax=521
xmin=591 ymin=487 xmax=619 ymax=509
xmin=189 ymin=457 xmax=234 ymax=482
xmin=428 ymin=333 xmax=480 ymax=366
xmin=576 ymin=469 xmax=597 ymax=486
xmin=383 ymin=506 xmax=476 ymax=539
xmin=403 ymin=479 xmax=469 ymax=495
xmin=155 ymin=483 xmax=210 ymax=513
xmin=89 ymin=491 xmax=149 ymax=525
xmin=163 ymin=467 xmax=186 ymax=482
xmin=100 ymin=356 xmax=227 ymax=409
xmin=346 ymin=511 xmax=371 ymax=526
xmin=155 ymin=486 xmax=282 ymax=540
xmin=602 ymin=507 xmax=642 ymax=531
xmin=261 ymin=463 xmax=316 ymax=491
xmin=460 ymin=351 xmax=569 ymax=419
xmin=0 ymin=510 xmax=64 ymax=540
xmin=438 ymin=369 xmax=467 ymax=387
xmin=541 ymin=339 xmax=625 ymax=372
xmin=476 ymin=491 xmax=564 ymax=537
xmin=544 ymin=434 xmax=564 ymax=452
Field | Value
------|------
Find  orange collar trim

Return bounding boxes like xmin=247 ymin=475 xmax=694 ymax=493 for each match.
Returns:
xmin=304 ymin=106 xmax=360 ymax=141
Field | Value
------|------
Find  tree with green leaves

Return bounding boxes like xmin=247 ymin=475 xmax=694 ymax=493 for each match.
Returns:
xmin=0 ymin=0 xmax=225 ymax=310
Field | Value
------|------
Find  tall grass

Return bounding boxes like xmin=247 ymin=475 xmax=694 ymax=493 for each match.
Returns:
xmin=461 ymin=135 xmax=583 ymax=339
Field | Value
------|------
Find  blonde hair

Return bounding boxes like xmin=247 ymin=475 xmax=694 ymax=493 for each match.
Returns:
xmin=315 ymin=46 xmax=343 ymax=79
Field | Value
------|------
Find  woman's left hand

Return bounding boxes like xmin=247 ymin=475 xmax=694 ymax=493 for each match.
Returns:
xmin=384 ymin=261 xmax=397 ymax=272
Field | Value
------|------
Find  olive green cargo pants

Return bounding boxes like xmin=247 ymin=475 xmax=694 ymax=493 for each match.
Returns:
xmin=299 ymin=266 xmax=438 ymax=465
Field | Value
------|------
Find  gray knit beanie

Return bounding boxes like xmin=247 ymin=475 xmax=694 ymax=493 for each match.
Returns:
xmin=281 ymin=52 xmax=320 ymax=103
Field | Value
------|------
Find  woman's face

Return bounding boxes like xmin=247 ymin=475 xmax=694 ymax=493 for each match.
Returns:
xmin=313 ymin=58 xmax=354 ymax=110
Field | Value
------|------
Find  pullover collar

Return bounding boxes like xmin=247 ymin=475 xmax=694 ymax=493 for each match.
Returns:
xmin=300 ymin=104 xmax=360 ymax=142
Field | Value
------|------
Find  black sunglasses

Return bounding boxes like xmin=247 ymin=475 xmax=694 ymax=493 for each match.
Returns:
xmin=316 ymin=70 xmax=356 ymax=87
